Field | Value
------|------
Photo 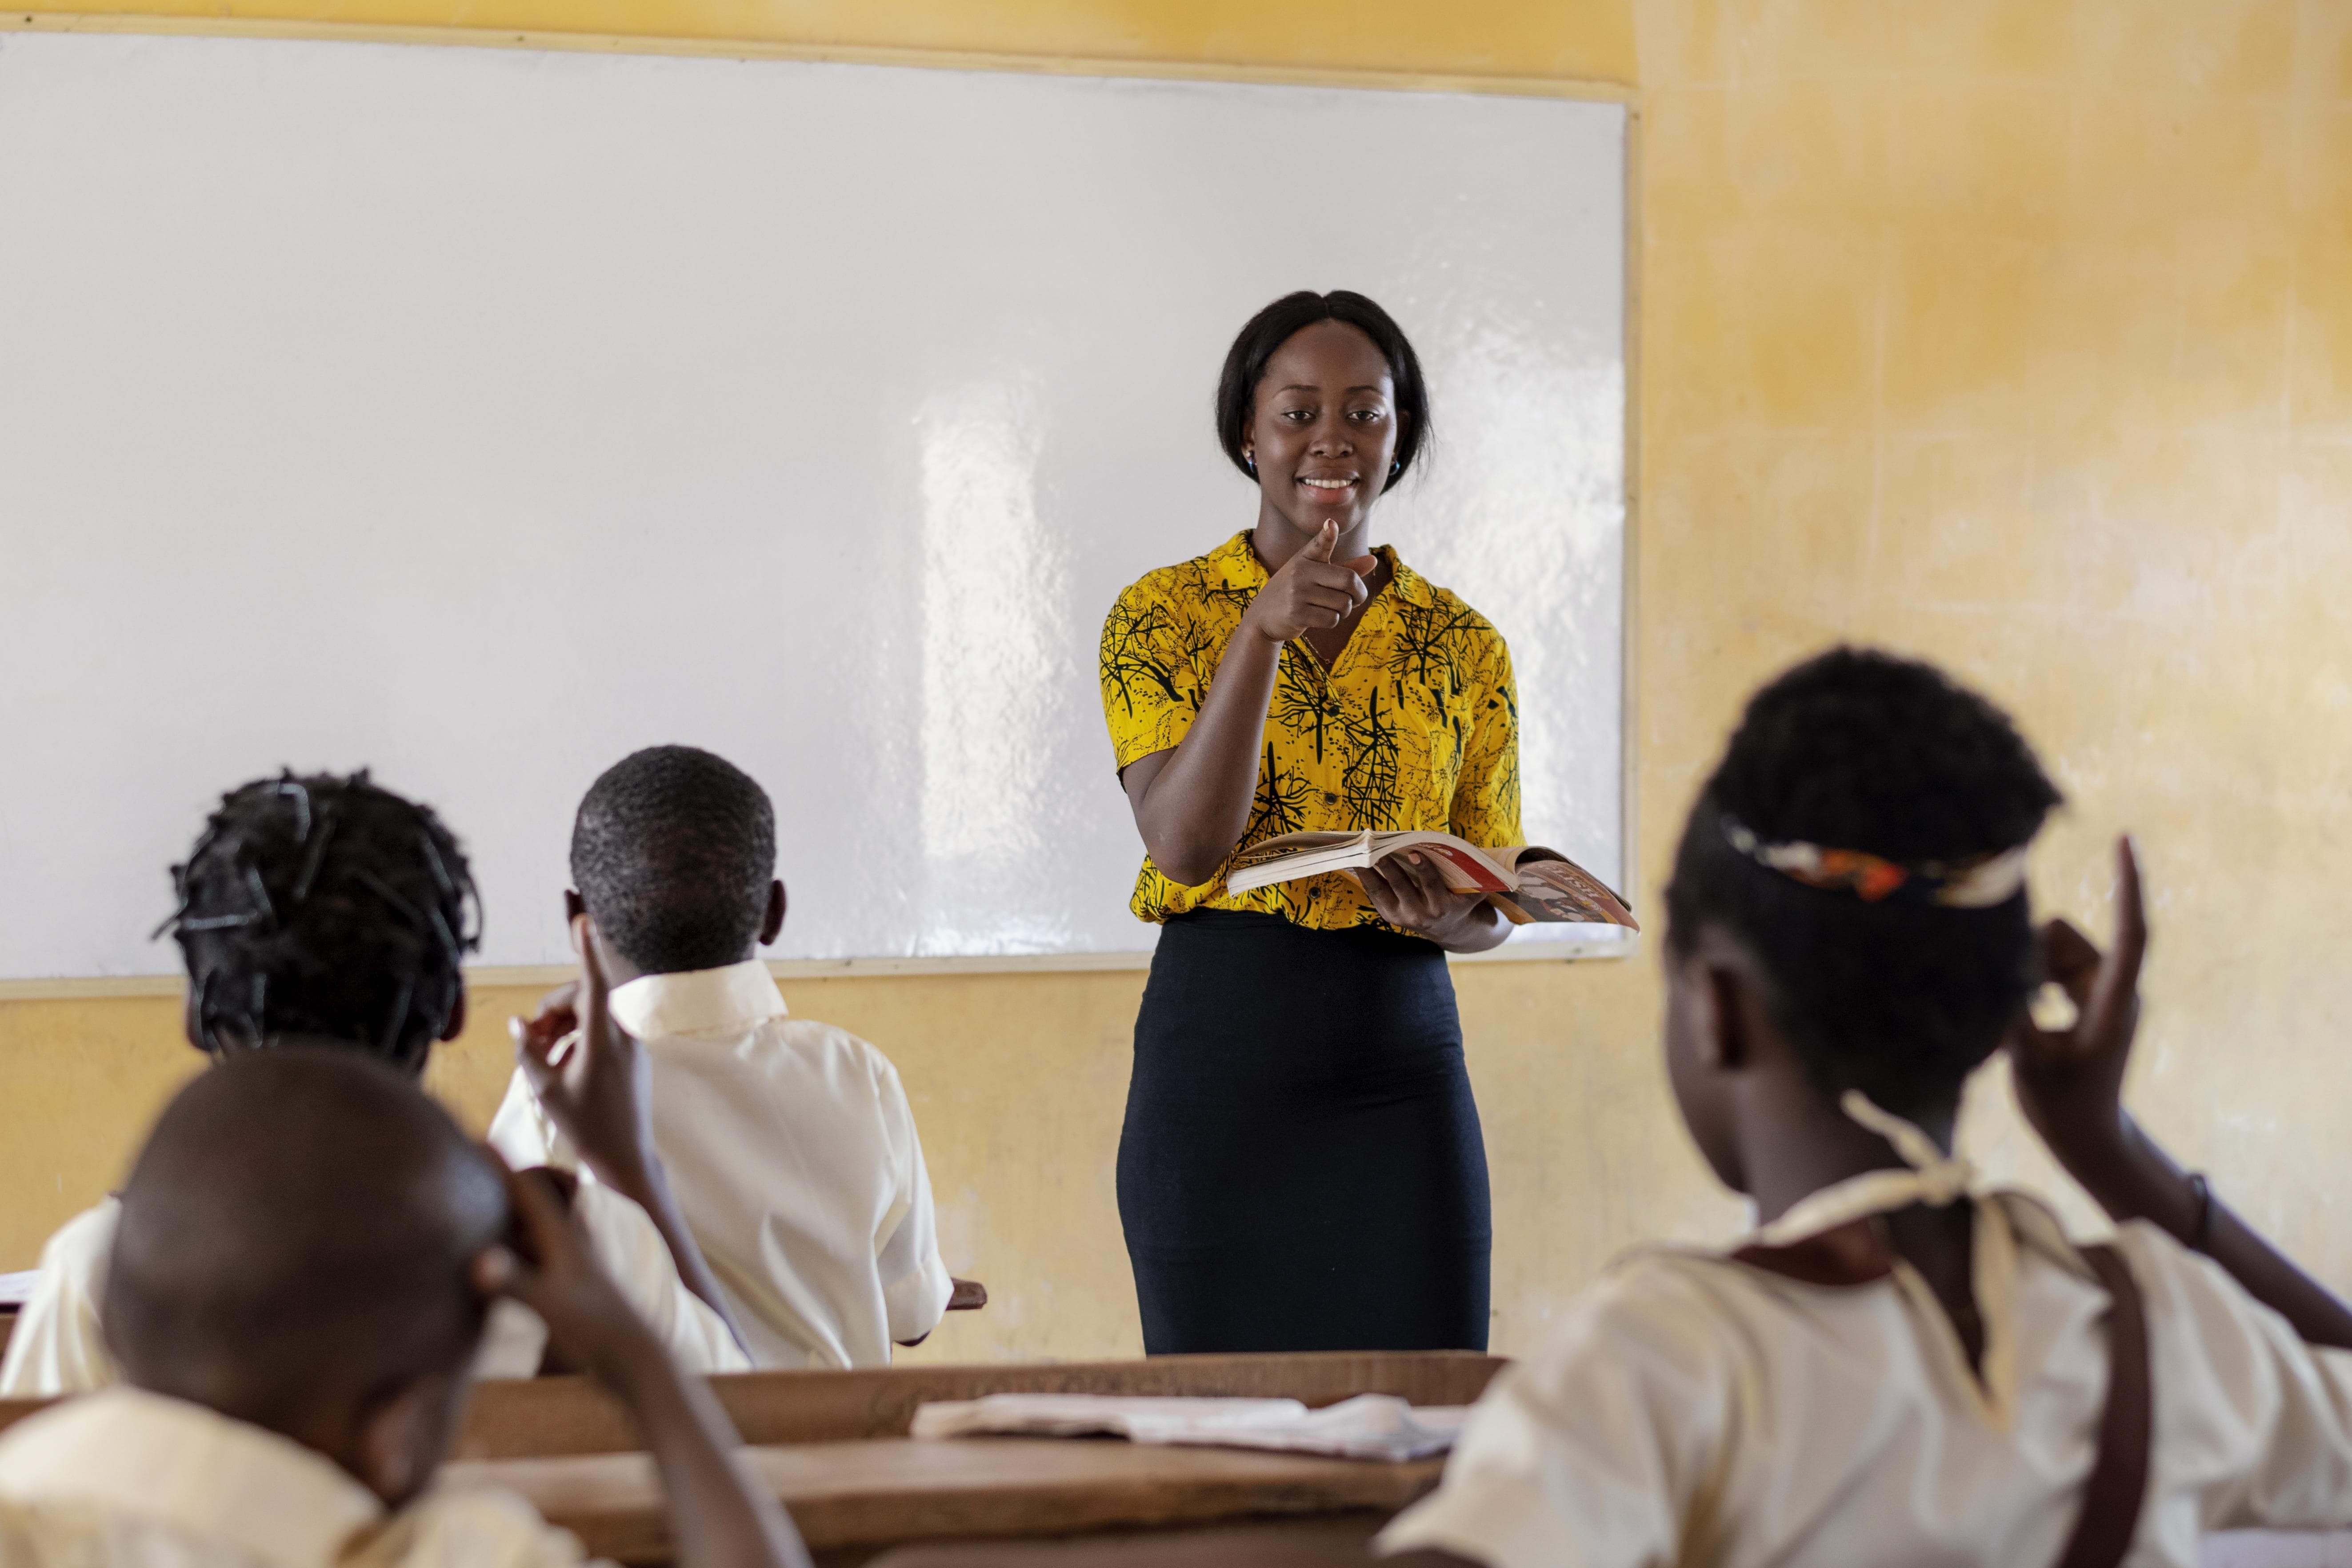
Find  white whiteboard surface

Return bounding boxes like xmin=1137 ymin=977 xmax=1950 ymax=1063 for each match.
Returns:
xmin=0 ymin=31 xmax=1626 ymax=977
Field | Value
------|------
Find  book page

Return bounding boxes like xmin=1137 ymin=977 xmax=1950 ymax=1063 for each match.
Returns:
xmin=1362 ymin=832 xmax=1512 ymax=890
xmin=1504 ymin=860 xmax=1638 ymax=928
xmin=1229 ymin=831 xmax=1369 ymax=870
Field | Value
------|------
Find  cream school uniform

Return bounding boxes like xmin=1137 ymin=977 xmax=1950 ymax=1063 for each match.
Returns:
xmin=0 ymin=1385 xmax=603 ymax=1568
xmin=0 ymin=1182 xmax=745 ymax=1398
xmin=1380 ymin=1104 xmax=2352 ymax=1568
xmin=488 ymin=959 xmax=954 ymax=1369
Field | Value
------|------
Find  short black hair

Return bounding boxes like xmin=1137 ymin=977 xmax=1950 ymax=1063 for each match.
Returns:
xmin=161 ymin=771 xmax=479 ymax=1073
xmin=570 ymin=745 xmax=776 ymax=975
xmin=104 ymin=1049 xmax=506 ymax=1433
xmin=1664 ymin=648 xmax=2063 ymax=1118
xmin=1215 ymin=291 xmax=1430 ymax=490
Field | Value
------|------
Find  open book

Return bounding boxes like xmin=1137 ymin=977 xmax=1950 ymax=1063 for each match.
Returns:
xmin=1226 ymin=830 xmax=1638 ymax=930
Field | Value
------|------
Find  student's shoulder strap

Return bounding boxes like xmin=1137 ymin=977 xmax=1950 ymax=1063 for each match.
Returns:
xmin=2055 ymin=1241 xmax=2152 ymax=1568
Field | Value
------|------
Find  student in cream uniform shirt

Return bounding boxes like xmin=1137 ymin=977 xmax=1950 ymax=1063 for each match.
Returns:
xmin=0 ymin=771 xmax=746 ymax=1399
xmin=490 ymin=747 xmax=957 ymax=1370
xmin=1372 ymin=656 xmax=2352 ymax=1568
xmin=0 ymin=1053 xmax=804 ymax=1568
xmin=881 ymin=656 xmax=2352 ymax=1568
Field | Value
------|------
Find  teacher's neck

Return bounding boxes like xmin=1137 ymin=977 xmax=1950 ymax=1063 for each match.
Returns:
xmin=1251 ymin=506 xmax=1374 ymax=573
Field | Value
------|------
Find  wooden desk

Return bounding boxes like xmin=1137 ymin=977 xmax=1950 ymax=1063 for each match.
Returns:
xmin=0 ymin=1351 xmax=1499 ymax=1564
xmin=447 ymin=1436 xmax=1444 ymax=1567
xmin=455 ymin=1352 xmax=1505 ymax=1459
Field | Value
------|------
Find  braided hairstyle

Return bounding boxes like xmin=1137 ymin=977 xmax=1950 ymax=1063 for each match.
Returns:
xmin=157 ymin=771 xmax=480 ymax=1073
xmin=1664 ymin=648 xmax=2062 ymax=1118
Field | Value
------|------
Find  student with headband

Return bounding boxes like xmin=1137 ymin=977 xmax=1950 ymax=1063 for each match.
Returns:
xmin=900 ymin=648 xmax=2352 ymax=1568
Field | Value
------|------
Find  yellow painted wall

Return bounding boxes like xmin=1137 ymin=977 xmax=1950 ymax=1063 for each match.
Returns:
xmin=11 ymin=0 xmax=1637 ymax=82
xmin=7 ymin=0 xmax=2352 ymax=1365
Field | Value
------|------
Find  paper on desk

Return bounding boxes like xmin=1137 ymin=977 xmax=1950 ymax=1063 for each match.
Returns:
xmin=908 ymin=1393 xmax=1468 ymax=1462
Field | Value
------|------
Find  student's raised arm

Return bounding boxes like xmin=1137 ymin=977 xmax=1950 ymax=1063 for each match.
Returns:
xmin=2008 ymin=836 xmax=2352 ymax=1350
xmin=512 ymin=916 xmax=748 ymax=1352
xmin=480 ymin=1161 xmax=808 ymax=1568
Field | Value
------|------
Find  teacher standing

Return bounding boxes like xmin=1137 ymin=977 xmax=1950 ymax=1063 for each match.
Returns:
xmin=1098 ymin=291 xmax=1522 ymax=1355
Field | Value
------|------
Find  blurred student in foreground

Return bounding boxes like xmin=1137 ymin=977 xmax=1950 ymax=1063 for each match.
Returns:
xmin=0 ymin=1050 xmax=804 ymax=1568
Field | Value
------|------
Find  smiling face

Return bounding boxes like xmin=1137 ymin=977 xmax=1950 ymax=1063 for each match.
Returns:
xmin=1244 ymin=319 xmax=1406 ymax=548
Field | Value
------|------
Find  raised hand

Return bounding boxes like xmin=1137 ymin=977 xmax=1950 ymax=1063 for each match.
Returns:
xmin=1241 ymin=520 xmax=1376 ymax=644
xmin=511 ymin=912 xmax=748 ymax=1348
xmin=2005 ymin=836 xmax=2146 ymax=1173
xmin=511 ymin=915 xmax=657 ymax=1193
xmin=2004 ymin=836 xmax=2352 ymax=1349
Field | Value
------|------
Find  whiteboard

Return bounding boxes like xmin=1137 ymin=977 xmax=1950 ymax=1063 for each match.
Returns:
xmin=0 ymin=31 xmax=1626 ymax=976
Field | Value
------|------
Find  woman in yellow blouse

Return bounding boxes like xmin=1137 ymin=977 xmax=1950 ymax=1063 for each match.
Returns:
xmin=1099 ymin=290 xmax=1522 ymax=1354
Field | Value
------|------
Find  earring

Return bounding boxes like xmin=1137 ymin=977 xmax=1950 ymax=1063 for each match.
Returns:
xmin=1389 ymin=459 xmax=1403 ymax=478
xmin=1245 ymin=451 xmax=1256 ymax=473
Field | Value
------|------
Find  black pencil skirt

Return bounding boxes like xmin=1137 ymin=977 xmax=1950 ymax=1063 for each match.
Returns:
xmin=1117 ymin=909 xmax=1492 ymax=1354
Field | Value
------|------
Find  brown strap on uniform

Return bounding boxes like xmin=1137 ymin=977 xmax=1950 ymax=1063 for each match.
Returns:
xmin=2055 ymin=1242 xmax=2152 ymax=1568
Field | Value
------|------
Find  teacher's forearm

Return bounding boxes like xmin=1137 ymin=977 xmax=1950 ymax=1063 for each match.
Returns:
xmin=1132 ymin=629 xmax=1283 ymax=885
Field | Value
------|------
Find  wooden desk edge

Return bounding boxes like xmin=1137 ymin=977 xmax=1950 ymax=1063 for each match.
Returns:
xmin=447 ymin=1439 xmax=1448 ymax=1564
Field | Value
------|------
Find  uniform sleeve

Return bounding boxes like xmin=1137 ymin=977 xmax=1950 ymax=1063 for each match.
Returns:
xmin=1448 ymin=626 xmax=1523 ymax=849
xmin=1376 ymin=1264 xmax=1732 ymax=1568
xmin=572 ymin=1184 xmax=750 ymax=1375
xmin=2116 ymin=1223 xmax=2352 ymax=1533
xmin=484 ymin=1064 xmax=575 ymax=1175
xmin=872 ymin=1058 xmax=955 ymax=1346
xmin=1099 ymin=577 xmax=1206 ymax=773
xmin=0 ymin=1203 xmax=122 ymax=1398
xmin=346 ymin=1483 xmax=612 ymax=1568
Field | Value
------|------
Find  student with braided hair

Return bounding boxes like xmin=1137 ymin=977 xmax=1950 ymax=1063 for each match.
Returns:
xmin=0 ymin=770 xmax=748 ymax=1397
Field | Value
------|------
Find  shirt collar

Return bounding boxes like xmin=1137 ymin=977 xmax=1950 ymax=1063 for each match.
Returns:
xmin=609 ymin=958 xmax=788 ymax=1040
xmin=0 ymin=1386 xmax=383 ymax=1568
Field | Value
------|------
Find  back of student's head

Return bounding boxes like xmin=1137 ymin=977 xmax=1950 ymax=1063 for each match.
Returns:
xmin=103 ymin=1049 xmax=505 ymax=1443
xmin=162 ymin=771 xmax=478 ymax=1073
xmin=571 ymin=745 xmax=775 ymax=974
xmin=1664 ymin=647 xmax=2062 ymax=1118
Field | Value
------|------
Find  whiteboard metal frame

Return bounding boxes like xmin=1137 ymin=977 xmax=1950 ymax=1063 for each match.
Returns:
xmin=0 ymin=16 xmax=1643 ymax=996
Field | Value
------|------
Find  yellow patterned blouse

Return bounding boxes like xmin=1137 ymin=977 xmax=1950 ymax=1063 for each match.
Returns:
xmin=1100 ymin=529 xmax=1523 ymax=931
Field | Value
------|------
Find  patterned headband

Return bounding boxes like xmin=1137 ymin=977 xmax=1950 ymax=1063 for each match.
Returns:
xmin=1721 ymin=816 xmax=2030 ymax=909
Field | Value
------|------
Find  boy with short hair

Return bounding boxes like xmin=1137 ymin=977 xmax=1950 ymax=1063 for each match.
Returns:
xmin=0 ymin=770 xmax=746 ymax=1396
xmin=0 ymin=1048 xmax=805 ymax=1568
xmin=488 ymin=745 xmax=963 ymax=1369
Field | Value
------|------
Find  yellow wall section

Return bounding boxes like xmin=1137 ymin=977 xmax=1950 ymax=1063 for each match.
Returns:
xmin=12 ymin=0 xmax=1638 ymax=83
xmin=7 ymin=0 xmax=2352 ymax=1367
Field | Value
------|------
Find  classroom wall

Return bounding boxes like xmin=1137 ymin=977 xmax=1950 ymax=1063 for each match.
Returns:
xmin=5 ymin=0 xmax=2350 ymax=1363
